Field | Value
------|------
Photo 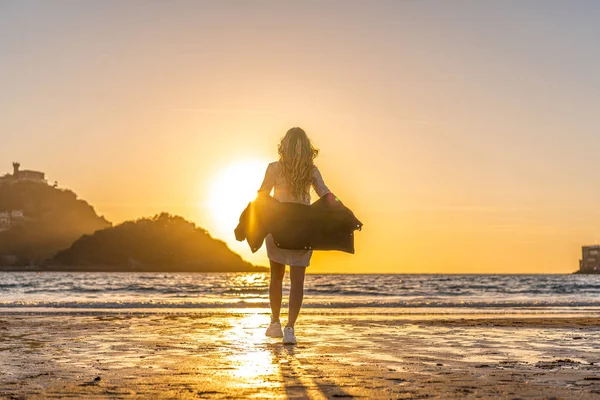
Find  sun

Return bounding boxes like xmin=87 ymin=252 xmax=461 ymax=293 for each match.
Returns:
xmin=207 ymin=160 xmax=268 ymax=236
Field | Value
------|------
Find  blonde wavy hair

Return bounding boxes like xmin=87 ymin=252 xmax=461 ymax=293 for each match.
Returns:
xmin=278 ymin=127 xmax=319 ymax=201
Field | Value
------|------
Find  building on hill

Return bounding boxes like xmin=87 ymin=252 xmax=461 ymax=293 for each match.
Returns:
xmin=0 ymin=212 xmax=9 ymax=231
xmin=579 ymin=245 xmax=600 ymax=273
xmin=0 ymin=162 xmax=46 ymax=183
xmin=0 ymin=210 xmax=24 ymax=232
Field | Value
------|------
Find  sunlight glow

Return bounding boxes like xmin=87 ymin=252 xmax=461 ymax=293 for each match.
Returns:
xmin=207 ymin=160 xmax=267 ymax=236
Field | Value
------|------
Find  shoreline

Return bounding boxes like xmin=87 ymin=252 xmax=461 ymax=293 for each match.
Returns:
xmin=2 ymin=308 xmax=600 ymax=317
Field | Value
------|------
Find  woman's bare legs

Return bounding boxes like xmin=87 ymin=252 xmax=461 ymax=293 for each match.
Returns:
xmin=269 ymin=260 xmax=286 ymax=322
xmin=286 ymin=266 xmax=306 ymax=328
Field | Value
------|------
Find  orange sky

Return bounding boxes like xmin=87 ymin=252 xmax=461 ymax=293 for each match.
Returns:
xmin=2 ymin=1 xmax=600 ymax=273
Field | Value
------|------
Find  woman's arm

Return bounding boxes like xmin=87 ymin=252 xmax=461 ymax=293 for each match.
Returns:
xmin=257 ymin=163 xmax=275 ymax=196
xmin=313 ymin=166 xmax=341 ymax=205
xmin=322 ymin=191 xmax=342 ymax=206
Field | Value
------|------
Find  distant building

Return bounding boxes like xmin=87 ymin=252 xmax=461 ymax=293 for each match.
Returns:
xmin=0 ymin=209 xmax=25 ymax=232
xmin=579 ymin=246 xmax=600 ymax=273
xmin=12 ymin=162 xmax=45 ymax=182
xmin=0 ymin=212 xmax=10 ymax=230
xmin=0 ymin=162 xmax=46 ymax=184
xmin=0 ymin=210 xmax=25 ymax=232
xmin=11 ymin=210 xmax=24 ymax=219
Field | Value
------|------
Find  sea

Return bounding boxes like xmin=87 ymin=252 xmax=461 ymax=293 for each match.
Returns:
xmin=1 ymin=272 xmax=600 ymax=316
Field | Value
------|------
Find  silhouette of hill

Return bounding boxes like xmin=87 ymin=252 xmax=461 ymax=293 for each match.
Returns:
xmin=0 ymin=180 xmax=110 ymax=265
xmin=0 ymin=179 xmax=264 ymax=272
xmin=51 ymin=213 xmax=266 ymax=272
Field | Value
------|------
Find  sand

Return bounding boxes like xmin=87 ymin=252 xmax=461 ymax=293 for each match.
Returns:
xmin=1 ymin=312 xmax=600 ymax=399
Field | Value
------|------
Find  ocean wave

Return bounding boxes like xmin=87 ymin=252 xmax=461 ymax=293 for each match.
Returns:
xmin=2 ymin=273 xmax=600 ymax=311
xmin=2 ymin=299 xmax=600 ymax=309
xmin=305 ymin=288 xmax=400 ymax=296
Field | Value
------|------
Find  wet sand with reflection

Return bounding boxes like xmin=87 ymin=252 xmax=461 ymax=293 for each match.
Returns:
xmin=1 ymin=312 xmax=600 ymax=399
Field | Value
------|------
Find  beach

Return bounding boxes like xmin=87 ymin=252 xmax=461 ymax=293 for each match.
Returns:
xmin=2 ymin=311 xmax=600 ymax=399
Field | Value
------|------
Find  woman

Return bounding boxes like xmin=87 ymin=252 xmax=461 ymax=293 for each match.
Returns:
xmin=258 ymin=127 xmax=335 ymax=345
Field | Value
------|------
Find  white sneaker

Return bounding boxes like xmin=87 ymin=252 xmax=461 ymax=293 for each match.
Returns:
xmin=283 ymin=327 xmax=297 ymax=345
xmin=265 ymin=321 xmax=283 ymax=338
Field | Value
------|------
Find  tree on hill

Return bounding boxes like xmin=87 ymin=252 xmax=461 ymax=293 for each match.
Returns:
xmin=51 ymin=213 xmax=265 ymax=272
xmin=0 ymin=180 xmax=110 ymax=265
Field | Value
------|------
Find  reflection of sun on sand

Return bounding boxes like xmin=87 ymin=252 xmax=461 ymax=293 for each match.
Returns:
xmin=224 ymin=314 xmax=279 ymax=383
xmin=207 ymin=160 xmax=266 ymax=240
xmin=222 ymin=313 xmax=351 ymax=399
